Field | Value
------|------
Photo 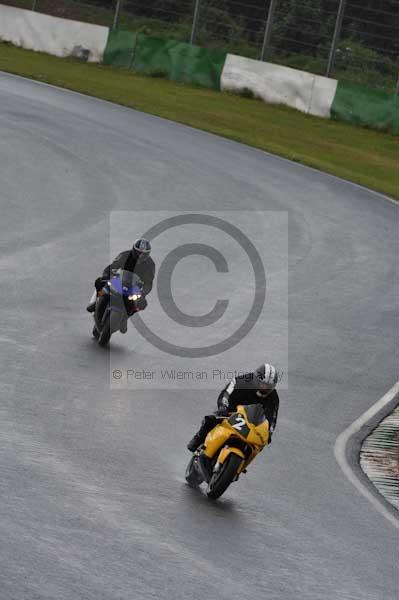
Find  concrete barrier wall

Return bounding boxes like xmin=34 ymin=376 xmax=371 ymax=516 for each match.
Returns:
xmin=0 ymin=5 xmax=109 ymax=63
xmin=221 ymin=54 xmax=337 ymax=118
xmin=309 ymin=75 xmax=339 ymax=118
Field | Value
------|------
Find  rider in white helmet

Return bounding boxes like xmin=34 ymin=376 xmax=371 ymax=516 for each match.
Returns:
xmin=187 ymin=363 xmax=281 ymax=452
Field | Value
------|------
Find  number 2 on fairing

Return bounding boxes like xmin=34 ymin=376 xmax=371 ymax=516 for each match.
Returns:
xmin=232 ymin=415 xmax=246 ymax=431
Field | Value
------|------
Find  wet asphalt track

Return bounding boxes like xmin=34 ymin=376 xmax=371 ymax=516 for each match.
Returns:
xmin=0 ymin=72 xmax=398 ymax=600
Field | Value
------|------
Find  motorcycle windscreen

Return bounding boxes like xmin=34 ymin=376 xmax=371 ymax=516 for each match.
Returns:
xmin=244 ymin=404 xmax=266 ymax=426
xmin=110 ymin=269 xmax=144 ymax=295
xmin=120 ymin=269 xmax=143 ymax=290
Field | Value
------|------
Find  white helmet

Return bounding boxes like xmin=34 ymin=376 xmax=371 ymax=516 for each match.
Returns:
xmin=256 ymin=363 xmax=279 ymax=393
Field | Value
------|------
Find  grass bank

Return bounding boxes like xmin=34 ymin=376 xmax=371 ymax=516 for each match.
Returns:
xmin=0 ymin=41 xmax=398 ymax=200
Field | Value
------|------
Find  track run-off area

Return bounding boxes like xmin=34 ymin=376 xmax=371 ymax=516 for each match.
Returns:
xmin=0 ymin=72 xmax=398 ymax=600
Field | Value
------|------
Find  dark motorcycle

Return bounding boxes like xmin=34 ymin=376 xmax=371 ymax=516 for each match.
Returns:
xmin=92 ymin=269 xmax=145 ymax=346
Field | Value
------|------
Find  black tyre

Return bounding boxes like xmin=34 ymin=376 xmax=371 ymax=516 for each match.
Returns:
xmin=92 ymin=326 xmax=99 ymax=339
xmin=185 ymin=455 xmax=202 ymax=487
xmin=206 ymin=453 xmax=243 ymax=500
xmin=98 ymin=319 xmax=111 ymax=347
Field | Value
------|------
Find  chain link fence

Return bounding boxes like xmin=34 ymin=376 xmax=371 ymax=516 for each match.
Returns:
xmin=2 ymin=0 xmax=399 ymax=92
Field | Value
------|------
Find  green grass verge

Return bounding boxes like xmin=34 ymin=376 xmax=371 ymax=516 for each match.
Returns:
xmin=0 ymin=41 xmax=398 ymax=200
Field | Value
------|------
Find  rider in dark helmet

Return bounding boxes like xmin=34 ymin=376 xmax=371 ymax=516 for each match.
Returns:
xmin=187 ymin=363 xmax=281 ymax=452
xmin=86 ymin=238 xmax=155 ymax=333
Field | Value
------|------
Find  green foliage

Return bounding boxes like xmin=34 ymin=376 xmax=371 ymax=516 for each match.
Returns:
xmin=277 ymin=53 xmax=327 ymax=75
xmin=118 ymin=16 xmax=192 ymax=42
xmin=336 ymin=40 xmax=386 ymax=70
xmin=195 ymin=6 xmax=248 ymax=47
xmin=271 ymin=0 xmax=336 ymax=56
xmin=334 ymin=39 xmax=399 ymax=91
xmin=335 ymin=39 xmax=398 ymax=74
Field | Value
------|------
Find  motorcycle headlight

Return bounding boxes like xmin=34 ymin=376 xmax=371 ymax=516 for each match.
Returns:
xmin=128 ymin=294 xmax=141 ymax=301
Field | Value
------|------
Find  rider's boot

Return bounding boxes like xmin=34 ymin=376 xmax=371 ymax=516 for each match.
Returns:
xmin=187 ymin=431 xmax=205 ymax=452
xmin=198 ymin=452 xmax=214 ymax=482
xmin=86 ymin=290 xmax=97 ymax=313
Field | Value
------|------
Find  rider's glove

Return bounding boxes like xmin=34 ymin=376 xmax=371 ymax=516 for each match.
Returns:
xmin=216 ymin=395 xmax=229 ymax=417
xmin=216 ymin=406 xmax=229 ymax=417
xmin=95 ymin=277 xmax=105 ymax=292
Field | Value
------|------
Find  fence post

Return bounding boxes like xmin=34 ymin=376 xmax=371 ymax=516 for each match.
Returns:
xmin=190 ymin=0 xmax=201 ymax=45
xmin=32 ymin=0 xmax=37 ymax=10
xmin=326 ymin=0 xmax=347 ymax=77
xmin=261 ymin=0 xmax=278 ymax=62
xmin=113 ymin=0 xmax=123 ymax=30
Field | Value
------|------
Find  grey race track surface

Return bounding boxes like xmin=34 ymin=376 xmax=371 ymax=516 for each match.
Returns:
xmin=1 ymin=72 xmax=398 ymax=600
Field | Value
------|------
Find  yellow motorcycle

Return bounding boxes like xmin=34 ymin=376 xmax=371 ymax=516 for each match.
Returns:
xmin=185 ymin=404 xmax=270 ymax=499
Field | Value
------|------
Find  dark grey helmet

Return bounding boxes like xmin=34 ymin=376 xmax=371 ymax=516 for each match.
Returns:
xmin=132 ymin=238 xmax=151 ymax=260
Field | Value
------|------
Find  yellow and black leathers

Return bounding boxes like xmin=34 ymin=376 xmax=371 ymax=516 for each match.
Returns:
xmin=187 ymin=372 xmax=279 ymax=452
xmin=203 ymin=404 xmax=270 ymax=473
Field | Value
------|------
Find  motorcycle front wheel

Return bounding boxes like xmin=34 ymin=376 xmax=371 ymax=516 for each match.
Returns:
xmin=98 ymin=317 xmax=111 ymax=347
xmin=206 ymin=453 xmax=242 ymax=500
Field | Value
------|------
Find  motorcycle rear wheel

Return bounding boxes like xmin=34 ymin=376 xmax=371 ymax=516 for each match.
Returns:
xmin=206 ymin=454 xmax=242 ymax=500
